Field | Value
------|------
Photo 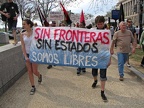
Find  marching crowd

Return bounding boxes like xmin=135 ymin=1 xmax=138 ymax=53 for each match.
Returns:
xmin=0 ymin=0 xmax=143 ymax=103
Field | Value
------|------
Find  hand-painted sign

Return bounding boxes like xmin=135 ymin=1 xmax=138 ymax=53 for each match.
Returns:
xmin=30 ymin=27 xmax=111 ymax=69
xmin=49 ymin=11 xmax=63 ymax=21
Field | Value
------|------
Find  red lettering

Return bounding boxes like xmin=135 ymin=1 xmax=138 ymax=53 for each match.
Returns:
xmin=40 ymin=29 xmax=44 ymax=39
xmin=102 ymin=32 xmax=110 ymax=44
xmin=34 ymin=28 xmax=50 ymax=40
xmin=43 ymin=28 xmax=50 ymax=39
xmin=95 ymin=32 xmax=102 ymax=43
xmin=65 ymin=30 xmax=72 ymax=41
xmin=77 ymin=30 xmax=83 ymax=42
xmin=34 ymin=28 xmax=41 ymax=39
xmin=90 ymin=32 xmax=96 ymax=42
xmin=59 ymin=29 xmax=66 ymax=40
xmin=72 ymin=30 xmax=79 ymax=42
xmin=84 ymin=31 xmax=91 ymax=42
xmin=54 ymin=29 xmax=60 ymax=40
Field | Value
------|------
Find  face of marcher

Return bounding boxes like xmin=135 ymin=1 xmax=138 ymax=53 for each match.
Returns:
xmin=22 ymin=21 xmax=30 ymax=30
xmin=119 ymin=22 xmax=127 ymax=32
xmin=127 ymin=20 xmax=132 ymax=27
xmin=79 ymin=23 xmax=85 ymax=28
xmin=51 ymin=24 xmax=56 ymax=27
xmin=50 ymin=23 xmax=56 ymax=27
xmin=61 ymin=23 xmax=65 ymax=26
xmin=76 ymin=23 xmax=79 ymax=27
xmin=96 ymin=22 xmax=104 ymax=29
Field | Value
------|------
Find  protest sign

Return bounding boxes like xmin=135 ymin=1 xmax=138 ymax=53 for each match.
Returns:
xmin=30 ymin=27 xmax=111 ymax=69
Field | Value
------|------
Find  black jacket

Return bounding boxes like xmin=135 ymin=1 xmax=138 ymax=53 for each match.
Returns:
xmin=0 ymin=2 xmax=19 ymax=20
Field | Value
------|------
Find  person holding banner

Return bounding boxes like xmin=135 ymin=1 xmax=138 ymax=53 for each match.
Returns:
xmin=91 ymin=15 xmax=111 ymax=102
xmin=47 ymin=21 xmax=56 ymax=69
xmin=20 ymin=19 xmax=42 ymax=95
xmin=77 ymin=22 xmax=86 ymax=76
xmin=110 ymin=21 xmax=135 ymax=81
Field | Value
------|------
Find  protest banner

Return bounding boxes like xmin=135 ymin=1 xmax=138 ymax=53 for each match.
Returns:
xmin=29 ymin=27 xmax=111 ymax=69
xmin=49 ymin=11 xmax=63 ymax=21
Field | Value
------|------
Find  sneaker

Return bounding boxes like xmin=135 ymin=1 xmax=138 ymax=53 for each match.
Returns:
xmin=119 ymin=76 xmax=124 ymax=81
xmin=82 ymin=70 xmax=86 ymax=73
xmin=126 ymin=63 xmax=131 ymax=67
xmin=47 ymin=65 xmax=52 ymax=69
xmin=77 ymin=72 xmax=81 ymax=76
xmin=101 ymin=93 xmax=108 ymax=102
xmin=140 ymin=64 xmax=144 ymax=68
xmin=12 ymin=42 xmax=18 ymax=46
xmin=38 ymin=74 xmax=42 ymax=83
xmin=30 ymin=87 xmax=36 ymax=95
xmin=82 ymin=68 xmax=86 ymax=73
xmin=92 ymin=80 xmax=97 ymax=88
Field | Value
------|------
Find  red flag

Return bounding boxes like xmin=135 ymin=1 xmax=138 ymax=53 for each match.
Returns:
xmin=80 ymin=10 xmax=85 ymax=26
xmin=37 ymin=6 xmax=49 ymax=27
xmin=60 ymin=2 xmax=72 ymax=25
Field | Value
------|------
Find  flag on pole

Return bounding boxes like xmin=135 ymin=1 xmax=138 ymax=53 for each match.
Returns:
xmin=37 ymin=6 xmax=49 ymax=27
xmin=119 ymin=3 xmax=124 ymax=22
xmin=80 ymin=10 xmax=85 ymax=26
xmin=37 ymin=6 xmax=43 ymax=25
xmin=60 ymin=2 xmax=72 ymax=25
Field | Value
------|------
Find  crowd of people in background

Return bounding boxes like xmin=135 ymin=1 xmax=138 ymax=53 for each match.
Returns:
xmin=0 ymin=0 xmax=144 ymax=103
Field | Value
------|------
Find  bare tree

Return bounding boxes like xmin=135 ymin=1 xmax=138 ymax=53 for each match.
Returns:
xmin=0 ymin=0 xmax=5 ymax=4
xmin=89 ymin=0 xmax=117 ymax=14
xmin=14 ymin=0 xmax=80 ymax=21
xmin=0 ymin=0 xmax=80 ymax=30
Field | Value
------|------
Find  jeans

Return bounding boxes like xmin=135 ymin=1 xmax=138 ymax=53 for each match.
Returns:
xmin=117 ymin=53 xmax=128 ymax=77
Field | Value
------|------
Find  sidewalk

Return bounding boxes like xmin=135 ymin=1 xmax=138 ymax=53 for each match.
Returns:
xmin=112 ymin=47 xmax=144 ymax=82
xmin=0 ymin=57 xmax=144 ymax=108
xmin=112 ymin=54 xmax=144 ymax=81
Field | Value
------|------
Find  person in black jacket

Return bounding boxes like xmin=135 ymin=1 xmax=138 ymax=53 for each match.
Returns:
xmin=76 ymin=22 xmax=86 ymax=76
xmin=0 ymin=0 xmax=19 ymax=45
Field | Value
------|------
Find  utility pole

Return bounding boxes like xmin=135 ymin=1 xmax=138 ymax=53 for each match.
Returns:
xmin=139 ymin=0 xmax=143 ymax=41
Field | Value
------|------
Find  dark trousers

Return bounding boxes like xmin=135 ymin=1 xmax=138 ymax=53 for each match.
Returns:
xmin=92 ymin=69 xmax=107 ymax=81
xmin=141 ymin=45 xmax=144 ymax=65
xmin=141 ymin=57 xmax=144 ymax=65
xmin=142 ymin=45 xmax=144 ymax=52
xmin=77 ymin=68 xmax=86 ymax=72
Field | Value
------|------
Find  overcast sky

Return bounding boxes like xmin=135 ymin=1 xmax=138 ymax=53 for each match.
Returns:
xmin=67 ymin=0 xmax=118 ymax=16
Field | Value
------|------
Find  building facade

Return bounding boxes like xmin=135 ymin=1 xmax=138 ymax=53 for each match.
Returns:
xmin=116 ymin=0 xmax=144 ymax=26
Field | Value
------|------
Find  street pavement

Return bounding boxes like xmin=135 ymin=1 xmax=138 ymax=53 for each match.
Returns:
xmin=0 ymin=57 xmax=144 ymax=108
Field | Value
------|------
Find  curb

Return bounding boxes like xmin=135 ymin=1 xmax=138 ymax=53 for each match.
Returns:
xmin=112 ymin=54 xmax=144 ymax=82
